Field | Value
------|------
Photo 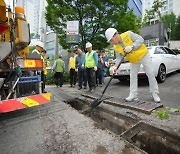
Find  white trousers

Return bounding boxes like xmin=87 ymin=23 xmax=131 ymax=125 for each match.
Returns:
xmin=130 ymin=52 xmax=159 ymax=96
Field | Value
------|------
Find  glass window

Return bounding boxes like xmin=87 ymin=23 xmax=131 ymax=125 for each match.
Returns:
xmin=164 ymin=47 xmax=176 ymax=55
xmin=154 ymin=47 xmax=167 ymax=54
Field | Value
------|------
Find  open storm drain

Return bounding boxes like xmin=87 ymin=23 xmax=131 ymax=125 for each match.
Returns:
xmin=66 ymin=99 xmax=180 ymax=154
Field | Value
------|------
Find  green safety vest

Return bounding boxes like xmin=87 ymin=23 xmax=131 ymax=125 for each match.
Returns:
xmin=55 ymin=59 xmax=64 ymax=72
xmin=85 ymin=51 xmax=95 ymax=68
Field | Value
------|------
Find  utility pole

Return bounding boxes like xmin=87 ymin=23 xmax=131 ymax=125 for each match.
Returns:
xmin=55 ymin=33 xmax=59 ymax=57
xmin=167 ymin=23 xmax=172 ymax=48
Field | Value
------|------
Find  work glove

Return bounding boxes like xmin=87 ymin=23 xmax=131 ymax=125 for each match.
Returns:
xmin=113 ymin=67 xmax=118 ymax=74
xmin=81 ymin=64 xmax=84 ymax=69
xmin=124 ymin=46 xmax=133 ymax=53
xmin=94 ymin=66 xmax=97 ymax=71
xmin=75 ymin=68 xmax=78 ymax=72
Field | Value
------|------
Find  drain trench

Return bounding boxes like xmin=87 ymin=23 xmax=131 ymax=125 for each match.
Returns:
xmin=66 ymin=99 xmax=180 ymax=154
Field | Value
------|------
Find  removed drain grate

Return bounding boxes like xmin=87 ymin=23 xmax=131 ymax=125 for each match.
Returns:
xmin=121 ymin=122 xmax=180 ymax=154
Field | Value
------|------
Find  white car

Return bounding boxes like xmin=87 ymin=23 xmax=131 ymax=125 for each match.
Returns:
xmin=109 ymin=46 xmax=180 ymax=83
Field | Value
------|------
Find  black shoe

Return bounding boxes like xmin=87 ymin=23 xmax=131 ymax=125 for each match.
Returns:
xmin=78 ymin=87 xmax=82 ymax=90
xmin=83 ymin=86 xmax=87 ymax=89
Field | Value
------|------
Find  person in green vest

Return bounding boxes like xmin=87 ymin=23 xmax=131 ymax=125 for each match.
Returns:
xmin=85 ymin=42 xmax=98 ymax=93
xmin=52 ymin=55 xmax=65 ymax=87
xmin=105 ymin=28 xmax=160 ymax=103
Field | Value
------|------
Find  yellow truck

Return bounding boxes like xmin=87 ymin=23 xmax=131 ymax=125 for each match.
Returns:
xmin=0 ymin=0 xmax=51 ymax=113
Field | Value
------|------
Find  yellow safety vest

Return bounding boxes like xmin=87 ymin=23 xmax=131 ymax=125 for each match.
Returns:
xmin=43 ymin=60 xmax=50 ymax=75
xmin=69 ymin=56 xmax=76 ymax=69
xmin=114 ymin=31 xmax=148 ymax=63
xmin=85 ymin=51 xmax=95 ymax=68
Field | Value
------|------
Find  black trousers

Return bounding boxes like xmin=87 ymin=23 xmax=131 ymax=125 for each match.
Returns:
xmin=54 ymin=72 xmax=63 ymax=87
xmin=41 ymin=71 xmax=46 ymax=93
xmin=96 ymin=68 xmax=102 ymax=85
xmin=86 ymin=68 xmax=96 ymax=89
xmin=70 ymin=69 xmax=77 ymax=86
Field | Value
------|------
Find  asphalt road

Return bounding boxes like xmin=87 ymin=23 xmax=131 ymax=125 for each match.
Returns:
xmin=0 ymin=71 xmax=179 ymax=154
xmin=100 ymin=71 xmax=180 ymax=108
xmin=0 ymin=88 xmax=145 ymax=154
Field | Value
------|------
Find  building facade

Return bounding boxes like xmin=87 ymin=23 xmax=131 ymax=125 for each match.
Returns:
xmin=142 ymin=0 xmax=180 ymax=20
xmin=128 ymin=0 xmax=142 ymax=16
xmin=16 ymin=0 xmax=44 ymax=35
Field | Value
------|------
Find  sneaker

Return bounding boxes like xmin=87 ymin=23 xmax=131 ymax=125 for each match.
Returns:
xmin=152 ymin=93 xmax=161 ymax=103
xmin=99 ymin=84 xmax=103 ymax=87
xmin=125 ymin=94 xmax=138 ymax=102
xmin=83 ymin=86 xmax=87 ymax=89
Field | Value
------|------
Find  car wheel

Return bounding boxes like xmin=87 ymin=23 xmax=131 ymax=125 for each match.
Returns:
xmin=156 ymin=64 xmax=166 ymax=83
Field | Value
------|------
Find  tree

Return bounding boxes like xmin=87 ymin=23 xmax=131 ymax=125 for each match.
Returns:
xmin=162 ymin=12 xmax=176 ymax=40
xmin=45 ymin=0 xmax=139 ymax=50
xmin=151 ymin=0 xmax=166 ymax=21
xmin=174 ymin=15 xmax=180 ymax=40
xmin=142 ymin=0 xmax=166 ymax=26
xmin=30 ymin=33 xmax=35 ymax=39
xmin=29 ymin=46 xmax=36 ymax=53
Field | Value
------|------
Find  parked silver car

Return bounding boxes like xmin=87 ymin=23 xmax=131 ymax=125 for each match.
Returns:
xmin=109 ymin=46 xmax=180 ymax=83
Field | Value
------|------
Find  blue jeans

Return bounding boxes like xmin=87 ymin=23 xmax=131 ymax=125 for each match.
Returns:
xmin=102 ymin=68 xmax=107 ymax=83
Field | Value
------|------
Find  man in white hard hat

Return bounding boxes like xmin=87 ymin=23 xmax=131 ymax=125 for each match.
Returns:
xmin=85 ymin=42 xmax=98 ymax=93
xmin=32 ymin=41 xmax=46 ymax=92
xmin=105 ymin=28 xmax=160 ymax=103
xmin=32 ymin=41 xmax=44 ymax=59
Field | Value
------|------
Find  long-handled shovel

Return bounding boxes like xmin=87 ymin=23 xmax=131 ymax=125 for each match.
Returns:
xmin=82 ymin=53 xmax=127 ymax=113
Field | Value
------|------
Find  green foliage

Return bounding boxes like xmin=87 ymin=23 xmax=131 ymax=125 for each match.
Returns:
xmin=45 ymin=0 xmax=139 ymax=50
xmin=153 ymin=110 xmax=169 ymax=120
xmin=46 ymin=70 xmax=70 ymax=85
xmin=29 ymin=46 xmax=36 ymax=53
xmin=30 ymin=33 xmax=35 ymax=39
xmin=142 ymin=0 xmax=166 ymax=26
xmin=162 ymin=12 xmax=176 ymax=40
xmin=46 ymin=70 xmax=54 ymax=85
xmin=30 ymin=33 xmax=40 ymax=39
xmin=162 ymin=13 xmax=180 ymax=40
xmin=174 ymin=16 xmax=180 ymax=40
xmin=63 ymin=70 xmax=70 ymax=83
xmin=166 ymin=107 xmax=180 ymax=113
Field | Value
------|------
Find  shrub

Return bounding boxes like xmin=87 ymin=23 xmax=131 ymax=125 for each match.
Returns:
xmin=46 ymin=70 xmax=70 ymax=85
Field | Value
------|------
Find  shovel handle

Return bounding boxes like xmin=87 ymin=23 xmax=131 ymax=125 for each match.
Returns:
xmin=90 ymin=53 xmax=127 ymax=110
xmin=101 ymin=53 xmax=127 ymax=95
